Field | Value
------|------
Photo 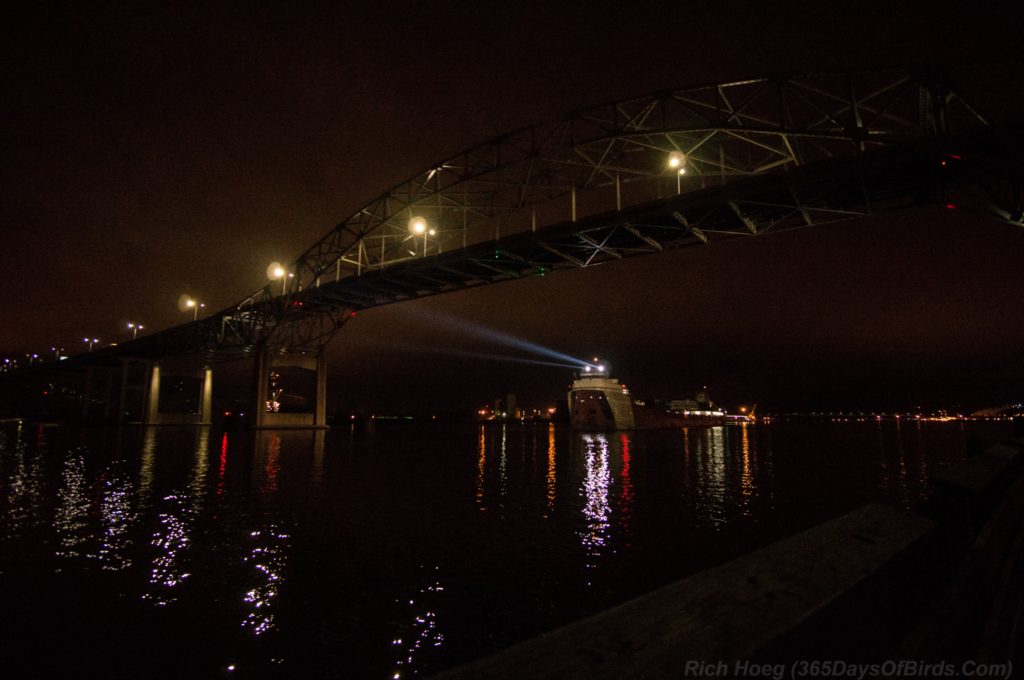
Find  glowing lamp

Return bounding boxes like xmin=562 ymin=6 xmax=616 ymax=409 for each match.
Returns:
xmin=408 ymin=216 xmax=427 ymax=234
xmin=667 ymin=151 xmax=686 ymax=169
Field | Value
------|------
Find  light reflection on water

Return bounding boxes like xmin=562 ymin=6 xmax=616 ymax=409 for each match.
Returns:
xmin=578 ymin=434 xmax=612 ymax=573
xmin=241 ymin=525 xmax=289 ymax=636
xmin=94 ymin=467 xmax=136 ymax=571
xmin=144 ymin=430 xmax=210 ymax=604
xmin=2 ymin=422 xmax=45 ymax=541
xmin=391 ymin=565 xmax=446 ymax=680
xmin=545 ymin=424 xmax=556 ymax=516
xmin=617 ymin=433 xmax=634 ymax=542
xmin=0 ymin=419 xmax=1007 ymax=678
xmin=475 ymin=425 xmax=486 ymax=511
xmin=145 ymin=492 xmax=192 ymax=603
xmin=55 ymin=449 xmax=89 ymax=560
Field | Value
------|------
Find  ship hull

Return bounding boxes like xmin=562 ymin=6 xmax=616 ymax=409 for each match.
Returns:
xmin=569 ymin=383 xmax=635 ymax=431
xmin=569 ymin=383 xmax=726 ymax=431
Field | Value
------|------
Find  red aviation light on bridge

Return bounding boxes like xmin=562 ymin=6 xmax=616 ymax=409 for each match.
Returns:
xmin=945 ymin=203 xmax=957 ymax=210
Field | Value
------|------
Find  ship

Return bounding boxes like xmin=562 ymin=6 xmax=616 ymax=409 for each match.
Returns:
xmin=567 ymin=360 xmax=729 ymax=431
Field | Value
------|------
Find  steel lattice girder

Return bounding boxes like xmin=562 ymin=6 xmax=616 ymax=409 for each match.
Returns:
xmin=298 ymin=146 xmax=933 ymax=308
xmin=61 ymin=62 xmax=1023 ymax=365
xmin=255 ymin=63 xmax=1015 ymax=302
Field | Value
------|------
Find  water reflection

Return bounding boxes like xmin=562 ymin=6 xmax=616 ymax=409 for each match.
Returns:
xmin=55 ymin=449 xmax=90 ymax=560
xmin=1 ymin=423 xmax=45 ymax=541
xmin=498 ymin=424 xmax=507 ymax=500
xmin=216 ymin=432 xmax=229 ymax=499
xmin=261 ymin=433 xmax=282 ymax=494
xmin=683 ymin=425 xmax=769 ymax=528
xmin=311 ymin=430 xmax=326 ymax=486
xmin=545 ymin=424 xmax=556 ymax=517
xmin=739 ymin=423 xmax=753 ymax=517
xmin=876 ymin=421 xmax=937 ymax=510
xmin=617 ymin=433 xmax=634 ymax=540
xmin=0 ymin=419 xmax=1002 ymax=679
xmin=190 ymin=427 xmax=210 ymax=514
xmin=390 ymin=565 xmax=446 ymax=680
xmin=145 ymin=492 xmax=192 ymax=603
xmin=143 ymin=429 xmax=211 ymax=605
xmin=241 ymin=524 xmax=289 ymax=636
xmin=475 ymin=425 xmax=486 ymax=512
xmin=578 ymin=434 xmax=611 ymax=573
xmin=690 ymin=427 xmax=726 ymax=528
xmin=139 ymin=427 xmax=156 ymax=507
xmin=94 ymin=466 xmax=136 ymax=571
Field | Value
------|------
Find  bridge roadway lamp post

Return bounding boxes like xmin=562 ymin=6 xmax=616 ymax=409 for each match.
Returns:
xmin=83 ymin=337 xmax=99 ymax=352
xmin=185 ymin=299 xmax=204 ymax=321
xmin=408 ymin=216 xmax=428 ymax=256
xmin=269 ymin=263 xmax=287 ymax=296
xmin=127 ymin=322 xmax=143 ymax=340
xmin=668 ymin=151 xmax=687 ymax=193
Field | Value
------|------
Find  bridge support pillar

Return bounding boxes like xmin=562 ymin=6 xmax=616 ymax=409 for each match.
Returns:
xmin=142 ymin=361 xmax=213 ymax=426
xmin=251 ymin=349 xmax=328 ymax=429
xmin=79 ymin=363 xmax=146 ymax=423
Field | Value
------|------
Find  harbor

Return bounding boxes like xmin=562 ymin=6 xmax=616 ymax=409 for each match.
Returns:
xmin=1 ymin=417 xmax=1019 ymax=677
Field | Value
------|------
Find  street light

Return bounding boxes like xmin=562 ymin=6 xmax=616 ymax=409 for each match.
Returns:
xmin=268 ymin=262 xmax=287 ymax=296
xmin=83 ymin=337 xmax=99 ymax=352
xmin=409 ymin=216 xmax=429 ymax=256
xmin=668 ymin=151 xmax=687 ymax=193
xmin=127 ymin=322 xmax=144 ymax=340
xmin=185 ymin=299 xmax=204 ymax=321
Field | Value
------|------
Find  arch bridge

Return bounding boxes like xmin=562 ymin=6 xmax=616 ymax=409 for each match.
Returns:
xmin=8 ymin=62 xmax=1024 ymax=427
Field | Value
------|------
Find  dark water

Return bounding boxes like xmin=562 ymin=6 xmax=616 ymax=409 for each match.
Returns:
xmin=0 ymin=419 xmax=1011 ymax=678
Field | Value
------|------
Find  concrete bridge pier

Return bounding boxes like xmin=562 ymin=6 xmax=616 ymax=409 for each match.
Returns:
xmin=142 ymin=361 xmax=213 ymax=426
xmin=76 ymin=359 xmax=153 ymax=423
xmin=251 ymin=349 xmax=328 ymax=429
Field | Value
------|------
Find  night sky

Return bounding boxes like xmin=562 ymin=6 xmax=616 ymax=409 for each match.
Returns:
xmin=2 ymin=2 xmax=1022 ymax=413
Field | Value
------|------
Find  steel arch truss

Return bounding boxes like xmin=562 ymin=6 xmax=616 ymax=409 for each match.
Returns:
xmin=298 ymin=147 xmax=957 ymax=306
xmin=262 ymin=64 xmax=1014 ymax=300
xmin=114 ymin=62 xmax=1023 ymax=360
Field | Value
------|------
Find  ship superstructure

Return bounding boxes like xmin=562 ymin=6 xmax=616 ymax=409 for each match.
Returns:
xmin=568 ymin=362 xmax=635 ymax=430
xmin=568 ymin=359 xmax=729 ymax=431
